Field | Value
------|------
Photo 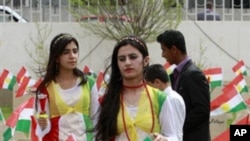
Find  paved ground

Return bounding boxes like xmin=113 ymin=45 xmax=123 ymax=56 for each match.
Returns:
xmin=0 ymin=122 xmax=29 ymax=141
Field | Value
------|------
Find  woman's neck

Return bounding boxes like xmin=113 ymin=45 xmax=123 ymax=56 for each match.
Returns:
xmin=57 ymin=69 xmax=75 ymax=80
xmin=122 ymin=77 xmax=144 ymax=87
xmin=56 ymin=72 xmax=77 ymax=90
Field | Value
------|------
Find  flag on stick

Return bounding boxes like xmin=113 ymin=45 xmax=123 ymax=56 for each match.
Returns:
xmin=223 ymin=74 xmax=248 ymax=94
xmin=16 ymin=66 xmax=30 ymax=83
xmin=3 ymin=97 xmax=35 ymax=141
xmin=83 ymin=65 xmax=96 ymax=78
xmin=0 ymin=108 xmax=6 ymax=124
xmin=203 ymin=67 xmax=223 ymax=89
xmin=0 ymin=69 xmax=16 ymax=90
xmin=3 ymin=127 xmax=15 ymax=141
xmin=210 ymin=87 xmax=247 ymax=116
xmin=6 ymin=97 xmax=34 ymax=128
xmin=232 ymin=60 xmax=247 ymax=76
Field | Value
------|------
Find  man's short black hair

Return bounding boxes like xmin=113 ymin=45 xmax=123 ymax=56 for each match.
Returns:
xmin=144 ymin=64 xmax=169 ymax=83
xmin=157 ymin=29 xmax=187 ymax=55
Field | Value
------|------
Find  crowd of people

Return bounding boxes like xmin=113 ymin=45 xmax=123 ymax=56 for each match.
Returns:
xmin=35 ymin=30 xmax=210 ymax=141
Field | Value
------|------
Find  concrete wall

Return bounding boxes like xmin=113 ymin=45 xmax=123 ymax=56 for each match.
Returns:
xmin=1 ymin=21 xmax=249 ymax=82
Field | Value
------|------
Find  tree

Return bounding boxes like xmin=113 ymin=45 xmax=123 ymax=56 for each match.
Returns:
xmin=71 ymin=0 xmax=182 ymax=42
xmin=25 ymin=23 xmax=51 ymax=78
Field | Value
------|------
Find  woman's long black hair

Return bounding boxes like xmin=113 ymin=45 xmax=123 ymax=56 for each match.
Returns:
xmin=95 ymin=35 xmax=149 ymax=141
xmin=35 ymin=33 xmax=87 ymax=111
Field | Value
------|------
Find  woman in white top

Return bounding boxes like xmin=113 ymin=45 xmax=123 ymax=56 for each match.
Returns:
xmin=94 ymin=35 xmax=183 ymax=141
xmin=35 ymin=33 xmax=99 ymax=141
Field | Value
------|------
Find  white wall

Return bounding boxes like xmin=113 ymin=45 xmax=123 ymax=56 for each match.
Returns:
xmin=0 ymin=22 xmax=249 ymax=81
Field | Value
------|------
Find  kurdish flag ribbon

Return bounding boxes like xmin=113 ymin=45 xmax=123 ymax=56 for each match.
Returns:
xmin=163 ymin=62 xmax=176 ymax=75
xmin=232 ymin=60 xmax=247 ymax=76
xmin=210 ymin=86 xmax=247 ymax=116
xmin=223 ymin=74 xmax=248 ymax=94
xmin=203 ymin=67 xmax=223 ymax=89
xmin=0 ymin=69 xmax=16 ymax=90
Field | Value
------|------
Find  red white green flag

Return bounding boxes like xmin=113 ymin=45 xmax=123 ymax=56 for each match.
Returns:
xmin=15 ymin=76 xmax=39 ymax=97
xmin=83 ymin=65 xmax=96 ymax=78
xmin=3 ymin=97 xmax=35 ymax=141
xmin=6 ymin=97 xmax=34 ymax=128
xmin=210 ymin=87 xmax=247 ymax=116
xmin=93 ymin=71 xmax=110 ymax=102
xmin=0 ymin=108 xmax=5 ymax=124
xmin=223 ymin=74 xmax=248 ymax=94
xmin=163 ymin=62 xmax=176 ymax=75
xmin=232 ymin=60 xmax=247 ymax=76
xmin=203 ymin=67 xmax=223 ymax=89
xmin=16 ymin=66 xmax=30 ymax=83
xmin=3 ymin=127 xmax=15 ymax=141
xmin=0 ymin=69 xmax=16 ymax=90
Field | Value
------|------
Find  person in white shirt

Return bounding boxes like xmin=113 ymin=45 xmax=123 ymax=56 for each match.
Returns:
xmin=144 ymin=63 xmax=186 ymax=141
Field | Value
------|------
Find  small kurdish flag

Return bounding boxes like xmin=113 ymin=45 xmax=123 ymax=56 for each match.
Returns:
xmin=15 ymin=107 xmax=34 ymax=134
xmin=232 ymin=60 xmax=247 ymax=76
xmin=16 ymin=66 xmax=30 ymax=83
xmin=0 ymin=69 xmax=16 ymax=90
xmin=223 ymin=74 xmax=248 ymax=94
xmin=210 ymin=87 xmax=247 ymax=116
xmin=163 ymin=62 xmax=176 ymax=75
xmin=6 ymin=97 xmax=34 ymax=128
xmin=3 ymin=97 xmax=35 ymax=141
xmin=203 ymin=67 xmax=223 ymax=89
xmin=15 ymin=76 xmax=39 ymax=97
xmin=0 ymin=108 xmax=6 ymax=124
xmin=83 ymin=65 xmax=97 ymax=78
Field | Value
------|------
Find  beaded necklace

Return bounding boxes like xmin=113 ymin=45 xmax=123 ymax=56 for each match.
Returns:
xmin=121 ymin=82 xmax=155 ymax=141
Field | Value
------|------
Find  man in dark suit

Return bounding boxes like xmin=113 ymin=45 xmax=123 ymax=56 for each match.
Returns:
xmin=156 ymin=30 xmax=210 ymax=141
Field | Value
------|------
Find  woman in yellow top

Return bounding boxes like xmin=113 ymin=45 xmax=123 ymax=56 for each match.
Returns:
xmin=94 ymin=35 xmax=183 ymax=141
xmin=35 ymin=33 xmax=99 ymax=141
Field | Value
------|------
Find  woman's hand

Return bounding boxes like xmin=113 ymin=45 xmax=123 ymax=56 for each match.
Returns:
xmin=152 ymin=133 xmax=168 ymax=141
